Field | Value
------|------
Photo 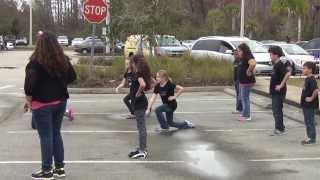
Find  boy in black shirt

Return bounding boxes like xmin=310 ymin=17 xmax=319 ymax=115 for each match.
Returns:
xmin=269 ymin=46 xmax=291 ymax=136
xmin=146 ymin=70 xmax=194 ymax=132
xmin=300 ymin=62 xmax=318 ymax=145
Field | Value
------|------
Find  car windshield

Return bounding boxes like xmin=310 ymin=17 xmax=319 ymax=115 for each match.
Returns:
xmin=157 ymin=36 xmax=181 ymax=47
xmin=84 ymin=39 xmax=102 ymax=44
xmin=231 ymin=40 xmax=268 ymax=53
xmin=58 ymin=36 xmax=68 ymax=39
xmin=281 ymin=44 xmax=309 ymax=55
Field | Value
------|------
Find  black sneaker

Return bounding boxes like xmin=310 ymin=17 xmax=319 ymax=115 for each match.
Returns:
xmin=31 ymin=170 xmax=54 ymax=180
xmin=53 ymin=168 xmax=66 ymax=178
xmin=131 ymin=150 xmax=148 ymax=159
xmin=301 ymin=139 xmax=316 ymax=145
xmin=128 ymin=149 xmax=140 ymax=158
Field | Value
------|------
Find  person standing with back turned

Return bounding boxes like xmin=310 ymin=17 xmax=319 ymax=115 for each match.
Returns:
xmin=24 ymin=31 xmax=76 ymax=180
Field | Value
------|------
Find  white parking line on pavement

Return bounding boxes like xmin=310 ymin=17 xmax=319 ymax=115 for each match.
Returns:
xmin=69 ymin=98 xmax=237 ymax=103
xmin=204 ymin=129 xmax=272 ymax=132
xmin=7 ymin=130 xmax=139 ymax=134
xmin=0 ymin=160 xmax=185 ymax=164
xmin=8 ymin=128 xmax=298 ymax=134
xmin=23 ymin=111 xmax=277 ymax=117
xmin=0 ymin=85 xmax=15 ymax=90
xmin=249 ymin=157 xmax=320 ymax=162
xmin=0 ymin=92 xmax=24 ymax=96
xmin=71 ymin=110 xmax=296 ymax=115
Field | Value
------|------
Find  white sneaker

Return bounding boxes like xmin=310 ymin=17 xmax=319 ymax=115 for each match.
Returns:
xmin=185 ymin=120 xmax=195 ymax=128
xmin=232 ymin=111 xmax=241 ymax=114
xmin=155 ymin=127 xmax=170 ymax=133
xmin=131 ymin=150 xmax=148 ymax=159
xmin=245 ymin=117 xmax=252 ymax=121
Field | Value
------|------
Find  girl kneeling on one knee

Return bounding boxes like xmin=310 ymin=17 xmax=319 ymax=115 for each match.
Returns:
xmin=146 ymin=70 xmax=194 ymax=132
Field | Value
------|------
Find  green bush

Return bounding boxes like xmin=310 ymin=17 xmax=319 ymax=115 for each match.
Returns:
xmin=78 ymin=56 xmax=115 ymax=66
xmin=73 ymin=55 xmax=233 ymax=87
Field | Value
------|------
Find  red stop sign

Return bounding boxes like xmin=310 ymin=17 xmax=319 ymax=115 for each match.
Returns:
xmin=83 ymin=0 xmax=108 ymax=24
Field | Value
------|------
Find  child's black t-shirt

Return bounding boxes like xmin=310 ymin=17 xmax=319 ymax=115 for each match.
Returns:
xmin=130 ymin=73 xmax=148 ymax=110
xmin=270 ymin=61 xmax=289 ymax=95
xmin=154 ymin=81 xmax=178 ymax=110
xmin=301 ymin=76 xmax=319 ymax=108
xmin=124 ymin=70 xmax=134 ymax=88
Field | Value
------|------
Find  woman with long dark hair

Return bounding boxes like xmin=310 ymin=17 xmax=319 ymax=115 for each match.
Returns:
xmin=128 ymin=54 xmax=152 ymax=159
xmin=237 ymin=43 xmax=256 ymax=121
xmin=24 ymin=31 xmax=76 ymax=179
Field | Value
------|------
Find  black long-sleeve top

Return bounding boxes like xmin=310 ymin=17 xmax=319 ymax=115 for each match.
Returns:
xmin=24 ymin=58 xmax=77 ymax=103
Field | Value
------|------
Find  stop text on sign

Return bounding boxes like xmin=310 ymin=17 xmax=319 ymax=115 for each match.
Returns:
xmin=84 ymin=5 xmax=107 ymax=16
xmin=83 ymin=0 xmax=108 ymax=24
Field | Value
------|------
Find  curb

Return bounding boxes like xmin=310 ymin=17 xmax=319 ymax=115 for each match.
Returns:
xmin=252 ymin=87 xmax=320 ymax=116
xmin=68 ymin=86 xmax=229 ymax=94
xmin=251 ymin=88 xmax=301 ymax=108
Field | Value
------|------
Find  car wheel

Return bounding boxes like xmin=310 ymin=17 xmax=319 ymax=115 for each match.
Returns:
xmin=82 ymin=49 xmax=89 ymax=54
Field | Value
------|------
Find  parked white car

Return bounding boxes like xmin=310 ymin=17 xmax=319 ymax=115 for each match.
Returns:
xmin=191 ymin=36 xmax=273 ymax=75
xmin=71 ymin=38 xmax=84 ymax=47
xmin=57 ymin=36 xmax=69 ymax=46
xmin=263 ymin=43 xmax=316 ymax=74
xmin=6 ymin=42 xmax=15 ymax=50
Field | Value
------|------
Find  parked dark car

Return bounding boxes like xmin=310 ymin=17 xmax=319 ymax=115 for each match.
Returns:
xmin=302 ymin=38 xmax=320 ymax=58
xmin=73 ymin=39 xmax=106 ymax=54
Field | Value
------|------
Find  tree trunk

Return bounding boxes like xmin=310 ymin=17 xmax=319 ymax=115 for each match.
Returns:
xmin=285 ymin=8 xmax=292 ymax=39
xmin=313 ymin=5 xmax=320 ymax=37
xmin=232 ymin=17 xmax=236 ymax=32
xmin=249 ymin=31 xmax=253 ymax=39
xmin=298 ymin=16 xmax=302 ymax=41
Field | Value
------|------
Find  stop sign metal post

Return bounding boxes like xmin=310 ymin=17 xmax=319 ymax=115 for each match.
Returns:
xmin=83 ymin=0 xmax=108 ymax=61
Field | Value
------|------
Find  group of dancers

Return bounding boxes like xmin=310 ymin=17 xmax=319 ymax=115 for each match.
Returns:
xmin=116 ymin=52 xmax=194 ymax=159
xmin=24 ymin=31 xmax=317 ymax=180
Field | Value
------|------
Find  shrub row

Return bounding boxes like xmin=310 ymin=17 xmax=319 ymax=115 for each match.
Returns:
xmin=72 ymin=55 xmax=233 ymax=88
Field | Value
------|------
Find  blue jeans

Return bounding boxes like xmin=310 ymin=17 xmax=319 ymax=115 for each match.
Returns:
xmin=240 ymin=85 xmax=252 ymax=118
xmin=235 ymin=81 xmax=242 ymax=112
xmin=33 ymin=101 xmax=67 ymax=171
xmin=302 ymin=107 xmax=317 ymax=141
xmin=272 ymin=94 xmax=285 ymax=131
xmin=155 ymin=104 xmax=188 ymax=129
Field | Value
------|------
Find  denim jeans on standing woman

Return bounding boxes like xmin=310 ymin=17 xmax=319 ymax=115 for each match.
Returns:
xmin=302 ymin=107 xmax=317 ymax=141
xmin=272 ymin=94 xmax=285 ymax=132
xmin=33 ymin=101 xmax=67 ymax=171
xmin=235 ymin=81 xmax=243 ymax=112
xmin=155 ymin=104 xmax=189 ymax=129
xmin=240 ymin=85 xmax=252 ymax=118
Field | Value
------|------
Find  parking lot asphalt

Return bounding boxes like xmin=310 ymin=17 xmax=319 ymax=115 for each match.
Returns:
xmin=0 ymin=91 xmax=319 ymax=180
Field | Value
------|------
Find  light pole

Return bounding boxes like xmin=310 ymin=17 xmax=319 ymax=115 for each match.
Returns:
xmin=29 ymin=0 xmax=33 ymax=47
xmin=240 ymin=0 xmax=245 ymax=37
